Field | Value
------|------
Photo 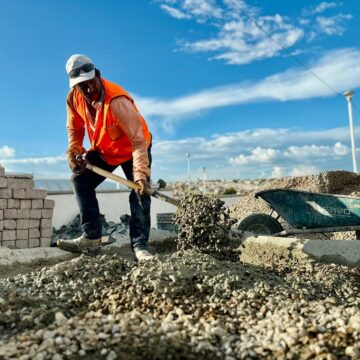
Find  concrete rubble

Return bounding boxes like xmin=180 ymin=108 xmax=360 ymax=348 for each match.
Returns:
xmin=51 ymin=214 xmax=130 ymax=246
xmin=1 ymin=171 xmax=360 ymax=358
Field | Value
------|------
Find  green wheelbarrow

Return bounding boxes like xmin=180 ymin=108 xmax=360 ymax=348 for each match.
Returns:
xmin=238 ymin=188 xmax=360 ymax=238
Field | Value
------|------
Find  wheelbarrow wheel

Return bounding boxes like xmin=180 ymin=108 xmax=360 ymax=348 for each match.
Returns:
xmin=238 ymin=213 xmax=283 ymax=235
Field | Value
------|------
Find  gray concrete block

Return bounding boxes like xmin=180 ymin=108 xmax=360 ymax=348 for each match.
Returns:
xmin=41 ymin=209 xmax=53 ymax=219
xmin=3 ymin=230 xmax=16 ymax=241
xmin=0 ymin=210 xmax=3 ymax=221
xmin=25 ymin=189 xmax=37 ymax=199
xmin=16 ymin=240 xmax=29 ymax=249
xmin=40 ymin=237 xmax=52 ymax=247
xmin=5 ymin=173 xmax=33 ymax=179
xmin=2 ymin=240 xmax=15 ymax=248
xmin=29 ymin=238 xmax=40 ymax=248
xmin=31 ymin=199 xmax=43 ymax=209
xmin=0 ymin=199 xmax=7 ymax=209
xmin=16 ymin=229 xmax=28 ymax=240
xmin=4 ymin=209 xmax=17 ymax=220
xmin=6 ymin=178 xmax=34 ymax=189
xmin=0 ymin=177 xmax=7 ymax=188
xmin=40 ymin=219 xmax=52 ymax=228
xmin=40 ymin=227 xmax=53 ymax=237
xmin=29 ymin=228 xmax=40 ymax=238
xmin=0 ymin=189 xmax=12 ymax=199
xmin=3 ymin=220 xmax=16 ymax=230
xmin=17 ymin=209 xmax=30 ymax=219
xmin=0 ymin=221 xmax=3 ymax=231
xmin=30 ymin=209 xmax=41 ymax=219
xmin=13 ymin=189 xmax=26 ymax=199
xmin=29 ymin=219 xmax=40 ymax=228
xmin=20 ymin=199 xmax=32 ymax=209
xmin=8 ymin=199 xmax=20 ymax=209
xmin=44 ymin=199 xmax=55 ymax=209
xmin=17 ymin=219 xmax=30 ymax=229
xmin=36 ymin=190 xmax=47 ymax=199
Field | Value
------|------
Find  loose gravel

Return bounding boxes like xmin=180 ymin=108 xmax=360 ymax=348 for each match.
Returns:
xmin=1 ymin=251 xmax=360 ymax=359
xmin=1 ymin=178 xmax=360 ymax=359
xmin=174 ymin=194 xmax=235 ymax=253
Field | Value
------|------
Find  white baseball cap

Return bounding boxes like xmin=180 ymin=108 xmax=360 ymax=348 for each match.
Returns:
xmin=66 ymin=54 xmax=96 ymax=88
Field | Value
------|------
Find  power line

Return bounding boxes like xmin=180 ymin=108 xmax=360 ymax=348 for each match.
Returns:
xmin=226 ymin=0 xmax=360 ymax=115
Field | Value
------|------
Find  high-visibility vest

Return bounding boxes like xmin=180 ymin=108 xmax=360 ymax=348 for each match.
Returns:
xmin=71 ymin=78 xmax=151 ymax=165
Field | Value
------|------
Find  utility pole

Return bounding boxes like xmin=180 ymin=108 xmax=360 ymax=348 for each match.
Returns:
xmin=202 ymin=166 xmax=207 ymax=194
xmin=186 ymin=153 xmax=191 ymax=184
xmin=344 ymin=90 xmax=358 ymax=173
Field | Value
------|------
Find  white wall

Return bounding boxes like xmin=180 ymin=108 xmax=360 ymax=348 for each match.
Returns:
xmin=48 ymin=191 xmax=242 ymax=229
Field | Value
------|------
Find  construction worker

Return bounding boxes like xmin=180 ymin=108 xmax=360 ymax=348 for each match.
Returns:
xmin=57 ymin=54 xmax=153 ymax=261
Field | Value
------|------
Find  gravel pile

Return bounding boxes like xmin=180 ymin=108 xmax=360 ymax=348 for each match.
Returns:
xmin=229 ymin=171 xmax=360 ymax=240
xmin=1 ymin=251 xmax=360 ymax=359
xmin=174 ymin=194 xmax=235 ymax=253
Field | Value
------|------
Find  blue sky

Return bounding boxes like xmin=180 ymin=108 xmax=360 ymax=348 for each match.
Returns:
xmin=0 ymin=0 xmax=360 ymax=181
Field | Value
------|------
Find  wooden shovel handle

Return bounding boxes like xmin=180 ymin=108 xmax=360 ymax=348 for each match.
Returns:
xmin=85 ymin=163 xmax=144 ymax=192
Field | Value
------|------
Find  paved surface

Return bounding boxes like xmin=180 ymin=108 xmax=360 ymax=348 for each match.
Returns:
xmin=0 ymin=229 xmax=177 ymax=276
xmin=239 ymin=234 xmax=360 ymax=267
xmin=2 ymin=232 xmax=360 ymax=276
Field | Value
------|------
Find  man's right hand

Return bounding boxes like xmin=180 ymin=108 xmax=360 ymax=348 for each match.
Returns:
xmin=68 ymin=153 xmax=87 ymax=174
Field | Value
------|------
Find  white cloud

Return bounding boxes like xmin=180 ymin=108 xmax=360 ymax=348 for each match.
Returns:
xmin=1 ymin=128 xmax=357 ymax=181
xmin=157 ymin=0 xmax=304 ymax=64
xmin=284 ymin=142 xmax=350 ymax=159
xmin=303 ymin=2 xmax=341 ymax=16
xmin=136 ymin=48 xmax=360 ymax=125
xmin=272 ymin=166 xmax=283 ymax=178
xmin=157 ymin=0 xmax=351 ymax=65
xmin=1 ymin=155 xmax=66 ymax=165
xmin=180 ymin=17 xmax=303 ymax=65
xmin=151 ymin=127 xmax=356 ymax=180
xmin=315 ymin=14 xmax=352 ymax=36
xmin=159 ymin=0 xmax=223 ymax=21
xmin=0 ymin=145 xmax=16 ymax=158
xmin=153 ymin=127 xmax=352 ymax=162
xmin=229 ymin=147 xmax=280 ymax=165
xmin=160 ymin=4 xmax=191 ymax=19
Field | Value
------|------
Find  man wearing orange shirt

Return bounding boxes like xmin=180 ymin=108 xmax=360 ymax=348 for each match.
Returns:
xmin=57 ymin=54 xmax=153 ymax=261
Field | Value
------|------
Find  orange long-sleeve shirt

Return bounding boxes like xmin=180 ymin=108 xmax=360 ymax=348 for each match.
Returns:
xmin=66 ymin=81 xmax=151 ymax=182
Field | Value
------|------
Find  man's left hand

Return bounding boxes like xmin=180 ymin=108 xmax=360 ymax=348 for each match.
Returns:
xmin=136 ymin=179 xmax=151 ymax=196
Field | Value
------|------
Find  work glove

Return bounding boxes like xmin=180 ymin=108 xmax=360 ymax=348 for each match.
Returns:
xmin=68 ymin=152 xmax=87 ymax=174
xmin=135 ymin=179 xmax=151 ymax=196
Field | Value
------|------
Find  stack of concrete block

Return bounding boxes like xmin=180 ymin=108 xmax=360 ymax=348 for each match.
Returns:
xmin=0 ymin=165 xmax=55 ymax=248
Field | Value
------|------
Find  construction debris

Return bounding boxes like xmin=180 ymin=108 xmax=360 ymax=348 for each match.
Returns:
xmin=51 ymin=214 xmax=130 ymax=245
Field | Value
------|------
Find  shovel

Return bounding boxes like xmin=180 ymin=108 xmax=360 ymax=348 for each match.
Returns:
xmin=85 ymin=163 xmax=182 ymax=208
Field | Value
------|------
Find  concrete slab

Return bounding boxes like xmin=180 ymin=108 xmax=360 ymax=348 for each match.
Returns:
xmin=0 ymin=246 xmax=76 ymax=269
xmin=239 ymin=235 xmax=360 ymax=267
xmin=0 ymin=228 xmax=177 ymax=275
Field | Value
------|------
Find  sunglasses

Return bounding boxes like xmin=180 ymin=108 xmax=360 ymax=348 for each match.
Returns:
xmin=69 ymin=63 xmax=95 ymax=78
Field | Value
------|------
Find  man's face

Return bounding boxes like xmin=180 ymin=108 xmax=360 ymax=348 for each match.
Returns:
xmin=76 ymin=76 xmax=101 ymax=102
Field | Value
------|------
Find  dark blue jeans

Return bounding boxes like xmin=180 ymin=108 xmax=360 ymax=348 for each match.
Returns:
xmin=71 ymin=149 xmax=151 ymax=250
